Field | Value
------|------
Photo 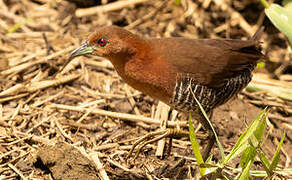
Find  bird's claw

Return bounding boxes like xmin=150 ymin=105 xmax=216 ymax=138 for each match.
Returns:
xmin=126 ymin=128 xmax=207 ymax=159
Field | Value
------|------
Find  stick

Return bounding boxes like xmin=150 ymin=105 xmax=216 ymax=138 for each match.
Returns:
xmin=76 ymin=0 xmax=149 ymax=17
xmin=50 ymin=103 xmax=188 ymax=127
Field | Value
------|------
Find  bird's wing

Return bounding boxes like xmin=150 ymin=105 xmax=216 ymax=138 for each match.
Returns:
xmin=154 ymin=38 xmax=264 ymax=88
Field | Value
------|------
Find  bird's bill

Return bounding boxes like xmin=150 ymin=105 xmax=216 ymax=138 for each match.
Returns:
xmin=57 ymin=41 xmax=94 ymax=74
xmin=70 ymin=41 xmax=94 ymax=58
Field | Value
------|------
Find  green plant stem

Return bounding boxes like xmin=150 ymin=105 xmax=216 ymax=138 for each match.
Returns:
xmin=260 ymin=0 xmax=270 ymax=8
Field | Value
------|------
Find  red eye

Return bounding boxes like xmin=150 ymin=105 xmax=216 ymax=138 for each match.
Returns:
xmin=97 ymin=38 xmax=107 ymax=47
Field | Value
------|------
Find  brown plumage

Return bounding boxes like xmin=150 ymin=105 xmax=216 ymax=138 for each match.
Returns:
xmin=65 ymin=25 xmax=265 ymax=160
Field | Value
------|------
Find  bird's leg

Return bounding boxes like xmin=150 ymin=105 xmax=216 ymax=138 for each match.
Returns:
xmin=202 ymin=130 xmax=215 ymax=161
xmin=193 ymin=111 xmax=216 ymax=161
xmin=127 ymin=128 xmax=207 ymax=159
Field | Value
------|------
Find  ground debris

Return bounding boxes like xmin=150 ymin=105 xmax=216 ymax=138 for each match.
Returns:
xmin=36 ymin=142 xmax=98 ymax=180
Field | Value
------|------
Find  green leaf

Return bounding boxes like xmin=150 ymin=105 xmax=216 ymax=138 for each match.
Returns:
xmin=282 ymin=0 xmax=292 ymax=11
xmin=239 ymin=161 xmax=252 ymax=180
xmin=240 ymin=146 xmax=257 ymax=169
xmin=260 ymin=0 xmax=270 ymax=8
xmin=269 ymin=132 xmax=286 ymax=172
xmin=226 ymin=142 xmax=249 ymax=163
xmin=265 ymin=3 xmax=292 ymax=45
xmin=223 ymin=109 xmax=266 ymax=164
xmin=249 ymin=170 xmax=268 ymax=177
xmin=252 ymin=111 xmax=267 ymax=147
xmin=188 ymin=113 xmax=205 ymax=176
xmin=192 ymin=95 xmax=225 ymax=160
xmin=174 ymin=0 xmax=182 ymax=7
xmin=256 ymin=62 xmax=266 ymax=68
xmin=247 ymin=82 xmax=292 ymax=101
xmin=245 ymin=85 xmax=261 ymax=92
xmin=258 ymin=151 xmax=272 ymax=176
xmin=7 ymin=18 xmax=29 ymax=33
xmin=254 ymin=114 xmax=266 ymax=141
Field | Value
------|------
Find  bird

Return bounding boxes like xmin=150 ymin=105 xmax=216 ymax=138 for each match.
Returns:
xmin=62 ymin=25 xmax=265 ymax=161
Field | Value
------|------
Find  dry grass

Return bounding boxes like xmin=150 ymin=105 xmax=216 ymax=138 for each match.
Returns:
xmin=0 ymin=0 xmax=291 ymax=179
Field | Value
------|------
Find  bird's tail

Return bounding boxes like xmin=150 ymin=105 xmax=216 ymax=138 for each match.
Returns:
xmin=237 ymin=26 xmax=266 ymax=60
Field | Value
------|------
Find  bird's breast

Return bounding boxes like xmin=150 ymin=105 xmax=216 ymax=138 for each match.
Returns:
xmin=123 ymin=57 xmax=176 ymax=103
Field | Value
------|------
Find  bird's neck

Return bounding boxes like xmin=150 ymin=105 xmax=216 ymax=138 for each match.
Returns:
xmin=108 ymin=36 xmax=149 ymax=79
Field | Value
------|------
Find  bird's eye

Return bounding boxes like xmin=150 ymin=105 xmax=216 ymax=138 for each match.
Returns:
xmin=97 ymin=38 xmax=107 ymax=47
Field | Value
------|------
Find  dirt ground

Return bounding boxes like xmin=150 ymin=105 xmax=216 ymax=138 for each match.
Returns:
xmin=0 ymin=0 xmax=291 ymax=179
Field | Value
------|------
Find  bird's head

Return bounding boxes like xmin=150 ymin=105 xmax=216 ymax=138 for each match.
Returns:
xmin=58 ymin=26 xmax=147 ymax=73
xmin=69 ymin=25 xmax=139 ymax=60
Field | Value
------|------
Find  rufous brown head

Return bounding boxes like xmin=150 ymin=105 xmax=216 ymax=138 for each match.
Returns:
xmin=69 ymin=26 xmax=138 ymax=59
xmin=58 ymin=26 xmax=140 ymax=73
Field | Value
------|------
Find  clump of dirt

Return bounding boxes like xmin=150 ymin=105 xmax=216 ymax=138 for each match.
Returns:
xmin=35 ymin=142 xmax=98 ymax=180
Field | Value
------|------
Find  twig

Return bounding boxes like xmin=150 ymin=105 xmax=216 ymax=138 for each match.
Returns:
xmin=26 ymin=115 xmax=53 ymax=134
xmin=126 ymin=1 xmax=165 ymax=30
xmin=81 ymin=86 xmax=126 ymax=99
xmin=124 ymin=85 xmax=140 ymax=115
xmin=155 ymin=102 xmax=170 ymax=157
xmin=0 ymin=146 xmax=27 ymax=161
xmin=60 ymin=119 xmax=100 ymax=131
xmin=0 ymin=74 xmax=80 ymax=99
xmin=6 ymin=32 xmax=54 ymax=39
xmin=75 ymin=0 xmax=149 ymax=17
xmin=1 ymin=152 xmax=30 ymax=168
xmin=11 ymin=103 xmax=22 ymax=120
xmin=16 ymin=131 xmax=55 ymax=145
xmin=0 ymin=93 xmax=29 ymax=103
xmin=32 ymin=91 xmax=64 ymax=107
xmin=8 ymin=163 xmax=27 ymax=180
xmin=42 ymin=33 xmax=56 ymax=55
xmin=0 ymin=46 xmax=76 ymax=76
xmin=50 ymin=103 xmax=188 ymax=127
xmin=124 ymin=85 xmax=150 ymax=129
xmin=55 ymin=118 xmax=74 ymax=142
xmin=7 ymin=134 xmax=33 ymax=146
xmin=106 ymin=158 xmax=132 ymax=172
xmin=89 ymin=152 xmax=110 ymax=180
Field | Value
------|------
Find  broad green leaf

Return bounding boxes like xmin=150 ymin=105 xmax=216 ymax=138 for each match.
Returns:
xmin=269 ymin=132 xmax=286 ymax=172
xmin=238 ymin=161 xmax=252 ymax=180
xmin=223 ymin=109 xmax=266 ymax=164
xmin=226 ymin=142 xmax=249 ymax=163
xmin=250 ymin=112 xmax=267 ymax=147
xmin=258 ymin=151 xmax=273 ymax=176
xmin=240 ymin=146 xmax=257 ymax=169
xmin=282 ymin=0 xmax=292 ymax=11
xmin=188 ymin=113 xmax=205 ymax=175
xmin=254 ymin=111 xmax=266 ymax=142
xmin=265 ymin=4 xmax=292 ymax=45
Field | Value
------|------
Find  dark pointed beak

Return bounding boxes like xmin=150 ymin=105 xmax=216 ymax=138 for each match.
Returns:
xmin=58 ymin=41 xmax=94 ymax=73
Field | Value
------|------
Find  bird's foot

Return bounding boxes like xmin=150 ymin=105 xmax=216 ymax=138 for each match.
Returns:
xmin=126 ymin=128 xmax=207 ymax=160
